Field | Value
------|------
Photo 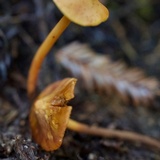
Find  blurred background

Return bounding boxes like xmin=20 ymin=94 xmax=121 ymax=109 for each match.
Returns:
xmin=0 ymin=0 xmax=160 ymax=84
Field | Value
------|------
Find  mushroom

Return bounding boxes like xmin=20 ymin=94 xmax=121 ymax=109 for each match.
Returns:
xmin=28 ymin=1 xmax=160 ymax=152
xmin=30 ymin=78 xmax=160 ymax=151
xmin=30 ymin=78 xmax=76 ymax=151
xmin=27 ymin=0 xmax=109 ymax=97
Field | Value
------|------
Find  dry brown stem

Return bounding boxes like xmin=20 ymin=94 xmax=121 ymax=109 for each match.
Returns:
xmin=56 ymin=41 xmax=159 ymax=106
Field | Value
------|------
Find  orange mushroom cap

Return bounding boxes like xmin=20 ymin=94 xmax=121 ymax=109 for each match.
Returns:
xmin=30 ymin=78 xmax=77 ymax=151
xmin=53 ymin=0 xmax=109 ymax=26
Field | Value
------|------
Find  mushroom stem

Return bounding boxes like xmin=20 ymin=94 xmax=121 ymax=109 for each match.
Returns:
xmin=27 ymin=16 xmax=71 ymax=97
xmin=68 ymin=119 xmax=160 ymax=150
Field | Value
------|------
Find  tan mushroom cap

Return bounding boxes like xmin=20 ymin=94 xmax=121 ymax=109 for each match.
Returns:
xmin=53 ymin=0 xmax=109 ymax=26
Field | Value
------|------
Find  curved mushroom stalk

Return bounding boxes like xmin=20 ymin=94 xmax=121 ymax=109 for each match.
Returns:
xmin=68 ymin=119 xmax=160 ymax=150
xmin=27 ymin=17 xmax=70 ymax=98
xmin=27 ymin=0 xmax=109 ymax=97
xmin=30 ymin=78 xmax=77 ymax=151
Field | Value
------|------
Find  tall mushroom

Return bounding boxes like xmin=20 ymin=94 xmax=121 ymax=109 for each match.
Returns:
xmin=27 ymin=0 xmax=109 ymax=97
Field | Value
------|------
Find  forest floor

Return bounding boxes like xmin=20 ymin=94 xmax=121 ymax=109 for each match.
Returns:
xmin=0 ymin=0 xmax=160 ymax=159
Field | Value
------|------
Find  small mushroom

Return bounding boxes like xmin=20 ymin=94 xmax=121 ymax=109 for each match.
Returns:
xmin=30 ymin=78 xmax=77 ymax=151
xmin=30 ymin=78 xmax=160 ymax=151
xmin=27 ymin=0 xmax=109 ymax=97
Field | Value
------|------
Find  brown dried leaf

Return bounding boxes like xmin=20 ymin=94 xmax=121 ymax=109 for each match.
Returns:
xmin=56 ymin=42 xmax=159 ymax=106
xmin=29 ymin=78 xmax=77 ymax=151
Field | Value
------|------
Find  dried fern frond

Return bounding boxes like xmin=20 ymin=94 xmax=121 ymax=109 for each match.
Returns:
xmin=55 ymin=41 xmax=159 ymax=106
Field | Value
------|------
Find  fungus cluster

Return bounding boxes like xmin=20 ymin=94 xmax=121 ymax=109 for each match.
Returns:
xmin=28 ymin=0 xmax=109 ymax=151
xmin=28 ymin=0 xmax=160 ymax=152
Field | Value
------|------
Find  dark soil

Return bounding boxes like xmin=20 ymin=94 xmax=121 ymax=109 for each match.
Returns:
xmin=0 ymin=0 xmax=160 ymax=159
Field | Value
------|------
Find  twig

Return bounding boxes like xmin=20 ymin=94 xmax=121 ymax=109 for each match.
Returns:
xmin=33 ymin=0 xmax=48 ymax=41
xmin=110 ymin=19 xmax=137 ymax=60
